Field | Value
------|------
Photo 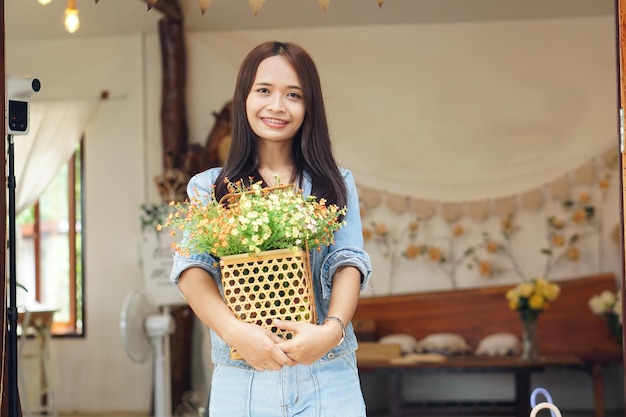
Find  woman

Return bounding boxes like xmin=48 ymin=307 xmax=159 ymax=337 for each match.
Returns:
xmin=170 ymin=41 xmax=372 ymax=417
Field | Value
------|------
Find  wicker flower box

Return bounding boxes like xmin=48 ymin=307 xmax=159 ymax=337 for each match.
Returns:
xmin=220 ymin=247 xmax=317 ymax=359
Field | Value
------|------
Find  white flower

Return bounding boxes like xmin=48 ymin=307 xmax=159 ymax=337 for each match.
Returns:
xmin=589 ymin=295 xmax=607 ymax=315
xmin=588 ymin=290 xmax=622 ymax=318
xmin=599 ymin=290 xmax=617 ymax=306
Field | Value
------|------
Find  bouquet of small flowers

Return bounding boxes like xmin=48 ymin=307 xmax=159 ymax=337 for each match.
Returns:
xmin=505 ymin=277 xmax=561 ymax=322
xmin=159 ymin=179 xmax=347 ymax=359
xmin=588 ymin=290 xmax=622 ymax=343
xmin=160 ymin=179 xmax=347 ymax=258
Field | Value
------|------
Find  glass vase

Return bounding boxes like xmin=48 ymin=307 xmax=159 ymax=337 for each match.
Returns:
xmin=520 ymin=314 xmax=540 ymax=361
xmin=604 ymin=313 xmax=623 ymax=344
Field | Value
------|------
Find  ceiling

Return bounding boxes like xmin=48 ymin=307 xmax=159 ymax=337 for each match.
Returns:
xmin=5 ymin=0 xmax=615 ymax=41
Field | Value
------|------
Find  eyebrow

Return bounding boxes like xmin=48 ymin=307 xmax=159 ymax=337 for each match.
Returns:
xmin=254 ymin=81 xmax=302 ymax=91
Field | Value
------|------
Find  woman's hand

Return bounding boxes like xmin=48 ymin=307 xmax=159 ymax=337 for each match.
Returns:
xmin=227 ymin=321 xmax=298 ymax=371
xmin=273 ymin=319 xmax=343 ymax=364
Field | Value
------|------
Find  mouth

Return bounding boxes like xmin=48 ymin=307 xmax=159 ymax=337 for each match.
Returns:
xmin=261 ymin=117 xmax=288 ymax=128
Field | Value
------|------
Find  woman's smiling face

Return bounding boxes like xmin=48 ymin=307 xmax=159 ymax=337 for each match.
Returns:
xmin=246 ymin=55 xmax=306 ymax=144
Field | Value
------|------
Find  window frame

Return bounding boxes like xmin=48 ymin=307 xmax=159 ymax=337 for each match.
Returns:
xmin=20 ymin=137 xmax=85 ymax=337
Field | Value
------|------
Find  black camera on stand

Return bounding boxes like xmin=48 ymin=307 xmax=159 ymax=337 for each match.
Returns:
xmin=5 ymin=74 xmax=40 ymax=417
xmin=6 ymin=75 xmax=41 ymax=135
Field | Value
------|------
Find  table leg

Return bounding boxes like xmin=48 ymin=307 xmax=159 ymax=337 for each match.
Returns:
xmin=592 ymin=364 xmax=605 ymax=417
xmin=515 ymin=369 xmax=531 ymax=417
xmin=386 ymin=371 xmax=403 ymax=417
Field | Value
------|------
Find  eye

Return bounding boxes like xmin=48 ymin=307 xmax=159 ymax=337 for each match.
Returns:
xmin=287 ymin=92 xmax=302 ymax=99
xmin=256 ymin=88 xmax=270 ymax=94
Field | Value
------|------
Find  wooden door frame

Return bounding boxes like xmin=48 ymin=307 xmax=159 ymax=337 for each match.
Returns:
xmin=1 ymin=0 xmax=8 ymax=415
xmin=618 ymin=0 xmax=626 ymax=409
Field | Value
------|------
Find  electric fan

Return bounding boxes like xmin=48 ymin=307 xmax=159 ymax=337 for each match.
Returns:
xmin=120 ymin=290 xmax=176 ymax=417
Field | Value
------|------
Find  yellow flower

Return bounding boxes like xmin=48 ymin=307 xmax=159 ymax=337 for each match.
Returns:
xmin=528 ymin=294 xmax=545 ymax=310
xmin=566 ymin=246 xmax=580 ymax=261
xmin=486 ymin=240 xmax=499 ymax=253
xmin=501 ymin=217 xmax=513 ymax=231
xmin=518 ymin=282 xmax=534 ymax=298
xmin=551 ymin=234 xmax=565 ymax=247
xmin=478 ymin=260 xmax=492 ymax=277
xmin=549 ymin=217 xmax=566 ymax=229
xmin=544 ymin=283 xmax=560 ymax=301
xmin=599 ymin=177 xmax=610 ymax=190
xmin=572 ymin=209 xmax=587 ymax=224
xmin=404 ymin=244 xmax=420 ymax=259
xmin=578 ymin=193 xmax=591 ymax=204
xmin=428 ymin=247 xmax=443 ymax=262
xmin=505 ymin=277 xmax=560 ymax=314
xmin=452 ymin=224 xmax=464 ymax=236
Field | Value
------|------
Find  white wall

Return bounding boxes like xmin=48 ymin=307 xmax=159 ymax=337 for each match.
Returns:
xmin=7 ymin=35 xmax=153 ymax=413
xmin=7 ymin=13 xmax=623 ymax=415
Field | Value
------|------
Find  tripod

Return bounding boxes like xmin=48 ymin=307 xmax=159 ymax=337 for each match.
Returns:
xmin=7 ymin=133 xmax=21 ymax=417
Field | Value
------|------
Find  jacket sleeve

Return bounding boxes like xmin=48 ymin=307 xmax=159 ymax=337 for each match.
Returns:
xmin=169 ymin=168 xmax=222 ymax=285
xmin=319 ymin=169 xmax=372 ymax=299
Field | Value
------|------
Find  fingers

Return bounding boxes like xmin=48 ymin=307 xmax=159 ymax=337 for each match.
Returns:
xmin=273 ymin=318 xmax=304 ymax=333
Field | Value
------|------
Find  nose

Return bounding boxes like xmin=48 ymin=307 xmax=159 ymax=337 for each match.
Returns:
xmin=267 ymin=94 xmax=286 ymax=113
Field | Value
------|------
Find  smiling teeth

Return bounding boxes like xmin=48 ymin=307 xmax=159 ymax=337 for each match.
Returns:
xmin=264 ymin=118 xmax=287 ymax=124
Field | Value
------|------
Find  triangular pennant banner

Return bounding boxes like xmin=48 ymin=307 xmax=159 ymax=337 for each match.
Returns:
xmin=492 ymin=196 xmax=517 ymax=217
xmin=146 ymin=0 xmax=158 ymax=11
xmin=466 ymin=200 xmax=491 ymax=223
xmin=377 ymin=0 xmax=384 ymax=6
xmin=520 ymin=189 xmax=544 ymax=210
xmin=549 ymin=175 xmax=571 ymax=200
xmin=573 ymin=160 xmax=597 ymax=186
xmin=359 ymin=186 xmax=383 ymax=209
xmin=386 ymin=194 xmax=408 ymax=214
xmin=318 ymin=0 xmax=331 ymax=12
xmin=440 ymin=202 xmax=463 ymax=223
xmin=249 ymin=0 xmax=265 ymax=16
xmin=199 ymin=0 xmax=213 ymax=15
xmin=409 ymin=198 xmax=436 ymax=219
xmin=601 ymin=148 xmax=618 ymax=169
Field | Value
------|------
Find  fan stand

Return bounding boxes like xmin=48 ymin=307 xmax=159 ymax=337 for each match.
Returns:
xmin=145 ymin=310 xmax=175 ymax=417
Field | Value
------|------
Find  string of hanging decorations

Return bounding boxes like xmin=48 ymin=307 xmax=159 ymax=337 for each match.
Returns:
xmin=38 ymin=0 xmax=385 ymax=34
xmin=142 ymin=0 xmax=386 ymax=15
xmin=141 ymin=0 xmax=386 ymax=16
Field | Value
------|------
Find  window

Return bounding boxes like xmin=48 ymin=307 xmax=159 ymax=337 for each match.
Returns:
xmin=16 ymin=138 xmax=84 ymax=336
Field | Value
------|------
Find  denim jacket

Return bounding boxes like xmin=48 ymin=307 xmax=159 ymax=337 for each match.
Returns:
xmin=169 ymin=167 xmax=372 ymax=369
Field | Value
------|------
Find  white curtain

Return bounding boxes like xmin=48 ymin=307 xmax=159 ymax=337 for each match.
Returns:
xmin=12 ymin=99 xmax=100 ymax=214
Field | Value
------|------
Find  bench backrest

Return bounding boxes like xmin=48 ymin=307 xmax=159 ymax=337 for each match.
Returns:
xmin=353 ymin=273 xmax=622 ymax=361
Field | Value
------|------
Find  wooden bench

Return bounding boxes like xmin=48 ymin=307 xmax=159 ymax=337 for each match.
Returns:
xmin=352 ymin=273 xmax=623 ymax=417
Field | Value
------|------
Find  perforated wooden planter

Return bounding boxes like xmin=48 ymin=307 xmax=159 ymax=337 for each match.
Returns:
xmin=220 ymin=247 xmax=317 ymax=359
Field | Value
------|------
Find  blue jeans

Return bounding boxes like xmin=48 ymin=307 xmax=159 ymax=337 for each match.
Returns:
xmin=208 ymin=352 xmax=366 ymax=417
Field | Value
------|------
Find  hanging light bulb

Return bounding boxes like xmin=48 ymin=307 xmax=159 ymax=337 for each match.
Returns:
xmin=38 ymin=0 xmax=53 ymax=5
xmin=64 ymin=0 xmax=80 ymax=34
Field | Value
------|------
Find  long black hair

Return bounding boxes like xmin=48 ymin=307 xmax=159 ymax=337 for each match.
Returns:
xmin=214 ymin=41 xmax=347 ymax=210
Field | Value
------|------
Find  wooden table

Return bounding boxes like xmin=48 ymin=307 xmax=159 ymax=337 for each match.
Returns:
xmin=358 ymin=355 xmax=602 ymax=417
xmin=17 ymin=305 xmax=57 ymax=417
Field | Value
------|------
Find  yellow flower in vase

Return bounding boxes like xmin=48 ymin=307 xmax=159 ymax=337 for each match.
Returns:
xmin=505 ymin=277 xmax=561 ymax=360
